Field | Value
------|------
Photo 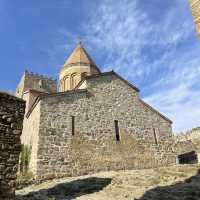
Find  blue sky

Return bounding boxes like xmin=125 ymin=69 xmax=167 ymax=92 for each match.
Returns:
xmin=0 ymin=0 xmax=199 ymax=133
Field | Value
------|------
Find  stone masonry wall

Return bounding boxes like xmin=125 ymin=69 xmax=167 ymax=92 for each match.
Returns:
xmin=176 ymin=127 xmax=200 ymax=142
xmin=16 ymin=71 xmax=57 ymax=98
xmin=174 ymin=127 xmax=200 ymax=156
xmin=32 ymin=74 xmax=175 ymax=179
xmin=0 ymin=92 xmax=25 ymax=200
xmin=21 ymin=101 xmax=41 ymax=175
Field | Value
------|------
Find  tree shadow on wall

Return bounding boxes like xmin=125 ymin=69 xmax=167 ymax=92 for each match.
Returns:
xmin=136 ymin=169 xmax=200 ymax=200
xmin=16 ymin=177 xmax=112 ymax=200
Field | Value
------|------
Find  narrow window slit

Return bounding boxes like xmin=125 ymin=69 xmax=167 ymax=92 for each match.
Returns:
xmin=114 ymin=120 xmax=120 ymax=141
xmin=72 ymin=116 xmax=75 ymax=136
xmin=153 ymin=128 xmax=158 ymax=145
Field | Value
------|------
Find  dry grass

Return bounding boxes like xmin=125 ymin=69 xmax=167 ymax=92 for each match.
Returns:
xmin=16 ymin=164 xmax=200 ymax=200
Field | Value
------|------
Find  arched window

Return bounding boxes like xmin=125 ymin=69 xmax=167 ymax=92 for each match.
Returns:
xmin=71 ymin=73 xmax=78 ymax=89
xmin=38 ymin=79 xmax=43 ymax=89
xmin=81 ymin=72 xmax=88 ymax=80
xmin=60 ymin=80 xmax=65 ymax=91
xmin=64 ymin=76 xmax=70 ymax=91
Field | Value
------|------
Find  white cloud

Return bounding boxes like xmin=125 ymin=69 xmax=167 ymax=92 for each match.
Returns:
xmin=44 ymin=0 xmax=199 ymax=133
xmin=84 ymin=0 xmax=194 ymax=80
xmin=143 ymin=47 xmax=200 ymax=132
xmin=83 ymin=0 xmax=200 ymax=133
xmin=144 ymin=83 xmax=200 ymax=133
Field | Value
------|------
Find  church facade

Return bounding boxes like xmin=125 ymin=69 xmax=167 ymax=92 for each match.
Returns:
xmin=16 ymin=42 xmax=176 ymax=179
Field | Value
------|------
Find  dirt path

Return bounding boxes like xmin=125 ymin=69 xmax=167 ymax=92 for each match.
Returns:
xmin=16 ymin=164 xmax=200 ymax=200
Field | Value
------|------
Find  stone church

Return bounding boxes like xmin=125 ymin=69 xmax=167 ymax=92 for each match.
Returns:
xmin=16 ymin=41 xmax=176 ymax=180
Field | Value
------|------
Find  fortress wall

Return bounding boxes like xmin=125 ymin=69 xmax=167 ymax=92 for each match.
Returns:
xmin=0 ymin=92 xmax=25 ymax=200
xmin=175 ymin=128 xmax=200 ymax=142
xmin=174 ymin=128 xmax=200 ymax=157
xmin=34 ymin=75 xmax=175 ymax=179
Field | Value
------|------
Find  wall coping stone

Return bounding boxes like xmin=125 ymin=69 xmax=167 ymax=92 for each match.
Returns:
xmin=26 ymin=89 xmax=88 ymax=118
xmin=0 ymin=91 xmax=25 ymax=102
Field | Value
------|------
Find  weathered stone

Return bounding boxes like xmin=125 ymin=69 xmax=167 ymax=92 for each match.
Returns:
xmin=16 ymin=42 xmax=195 ymax=181
xmin=0 ymin=92 xmax=25 ymax=200
xmin=21 ymin=72 xmax=177 ymax=180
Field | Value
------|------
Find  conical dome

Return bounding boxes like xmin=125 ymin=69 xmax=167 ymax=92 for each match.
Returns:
xmin=59 ymin=41 xmax=101 ymax=92
xmin=64 ymin=42 xmax=93 ymax=65
xmin=63 ymin=41 xmax=100 ymax=72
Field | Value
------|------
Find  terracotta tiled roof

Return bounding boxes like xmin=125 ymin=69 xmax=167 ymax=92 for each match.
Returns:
xmin=63 ymin=41 xmax=101 ymax=72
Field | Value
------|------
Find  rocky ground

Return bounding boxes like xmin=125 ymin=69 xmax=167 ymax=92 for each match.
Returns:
xmin=16 ymin=164 xmax=200 ymax=200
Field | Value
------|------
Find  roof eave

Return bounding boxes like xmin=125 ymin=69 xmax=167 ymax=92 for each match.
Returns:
xmin=26 ymin=89 xmax=88 ymax=118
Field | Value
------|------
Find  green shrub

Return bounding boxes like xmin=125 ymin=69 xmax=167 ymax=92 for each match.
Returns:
xmin=17 ymin=171 xmax=34 ymax=182
xmin=19 ymin=145 xmax=32 ymax=174
xmin=16 ymin=171 xmax=35 ymax=189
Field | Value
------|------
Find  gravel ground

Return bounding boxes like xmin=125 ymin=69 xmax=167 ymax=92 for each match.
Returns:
xmin=16 ymin=164 xmax=200 ymax=200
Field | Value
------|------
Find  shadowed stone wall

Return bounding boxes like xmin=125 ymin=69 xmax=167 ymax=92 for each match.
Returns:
xmin=0 ymin=92 xmax=25 ymax=200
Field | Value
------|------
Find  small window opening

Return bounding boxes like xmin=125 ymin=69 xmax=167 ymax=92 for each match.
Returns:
xmin=177 ymin=151 xmax=198 ymax=164
xmin=81 ymin=72 xmax=88 ymax=80
xmin=39 ymin=80 xmax=43 ymax=89
xmin=114 ymin=120 xmax=120 ymax=141
xmin=72 ymin=116 xmax=75 ymax=136
xmin=153 ymin=128 xmax=158 ymax=145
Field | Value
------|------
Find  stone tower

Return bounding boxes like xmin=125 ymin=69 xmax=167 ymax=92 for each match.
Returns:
xmin=16 ymin=71 xmax=57 ymax=113
xmin=189 ymin=0 xmax=200 ymax=38
xmin=16 ymin=71 xmax=57 ymax=98
xmin=59 ymin=41 xmax=101 ymax=91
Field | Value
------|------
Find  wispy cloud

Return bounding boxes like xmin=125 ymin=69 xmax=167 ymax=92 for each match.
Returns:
xmin=39 ymin=0 xmax=199 ymax=133
xmin=143 ymin=46 xmax=200 ymax=133
xmin=82 ymin=0 xmax=200 ymax=132
xmin=83 ymin=0 xmax=194 ymax=80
